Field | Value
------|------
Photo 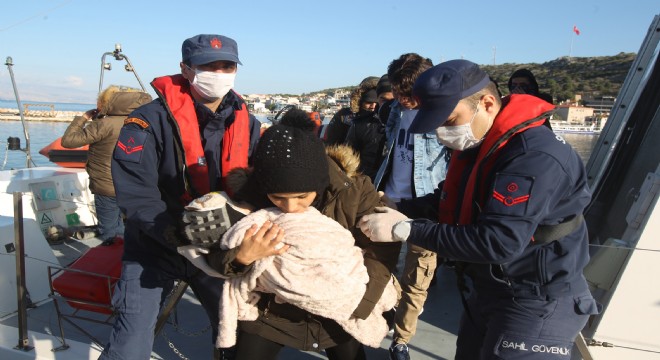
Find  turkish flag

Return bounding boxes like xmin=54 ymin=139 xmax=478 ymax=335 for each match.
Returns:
xmin=573 ymin=25 xmax=581 ymax=35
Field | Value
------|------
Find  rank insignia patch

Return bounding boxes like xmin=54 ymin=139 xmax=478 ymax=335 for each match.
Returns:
xmin=114 ymin=129 xmax=147 ymax=164
xmin=488 ymin=173 xmax=534 ymax=216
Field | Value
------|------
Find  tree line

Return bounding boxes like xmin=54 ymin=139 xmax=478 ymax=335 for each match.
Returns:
xmin=306 ymin=53 xmax=636 ymax=104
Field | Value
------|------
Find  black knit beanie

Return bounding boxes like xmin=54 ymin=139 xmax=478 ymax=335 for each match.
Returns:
xmin=361 ymin=89 xmax=378 ymax=103
xmin=253 ymin=124 xmax=329 ymax=194
xmin=376 ymin=74 xmax=392 ymax=96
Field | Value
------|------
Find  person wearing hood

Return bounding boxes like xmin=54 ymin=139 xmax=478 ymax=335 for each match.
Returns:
xmin=344 ymin=87 xmax=388 ymax=181
xmin=323 ymin=76 xmax=379 ymax=145
xmin=61 ymin=85 xmax=152 ymax=242
xmin=508 ymin=68 xmax=554 ymax=104
xmin=100 ymin=34 xmax=261 ymax=360
xmin=359 ymin=60 xmax=601 ymax=359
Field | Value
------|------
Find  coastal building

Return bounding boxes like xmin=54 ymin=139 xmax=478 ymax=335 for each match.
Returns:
xmin=583 ymin=95 xmax=616 ymax=117
xmin=554 ymin=104 xmax=595 ymax=124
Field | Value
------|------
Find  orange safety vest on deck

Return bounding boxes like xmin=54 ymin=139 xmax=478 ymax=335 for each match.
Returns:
xmin=151 ymin=74 xmax=250 ymax=200
xmin=438 ymin=95 xmax=555 ymax=225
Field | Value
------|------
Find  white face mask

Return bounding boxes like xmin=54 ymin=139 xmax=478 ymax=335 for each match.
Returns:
xmin=435 ymin=106 xmax=484 ymax=151
xmin=190 ymin=69 xmax=235 ymax=101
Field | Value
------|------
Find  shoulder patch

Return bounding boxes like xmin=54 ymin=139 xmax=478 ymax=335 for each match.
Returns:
xmin=114 ymin=129 xmax=148 ymax=164
xmin=487 ymin=173 xmax=535 ymax=217
xmin=124 ymin=117 xmax=149 ymax=129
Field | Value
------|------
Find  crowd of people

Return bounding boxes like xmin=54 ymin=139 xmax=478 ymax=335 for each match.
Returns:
xmin=62 ymin=32 xmax=599 ymax=360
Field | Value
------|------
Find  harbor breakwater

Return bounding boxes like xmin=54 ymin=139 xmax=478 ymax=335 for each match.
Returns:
xmin=0 ymin=107 xmax=83 ymax=122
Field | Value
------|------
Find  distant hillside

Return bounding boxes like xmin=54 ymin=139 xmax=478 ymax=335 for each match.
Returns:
xmin=482 ymin=52 xmax=635 ymax=102
xmin=307 ymin=53 xmax=636 ymax=103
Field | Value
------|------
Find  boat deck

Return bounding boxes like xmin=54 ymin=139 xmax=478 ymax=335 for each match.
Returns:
xmin=0 ymin=238 xmax=461 ymax=359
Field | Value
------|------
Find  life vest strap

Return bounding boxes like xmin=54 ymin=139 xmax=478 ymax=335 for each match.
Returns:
xmin=533 ymin=214 xmax=584 ymax=244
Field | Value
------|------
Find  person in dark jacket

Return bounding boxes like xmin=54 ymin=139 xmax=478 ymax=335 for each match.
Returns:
xmin=61 ymin=85 xmax=152 ymax=241
xmin=99 ymin=34 xmax=261 ymax=360
xmin=323 ymin=76 xmax=379 ymax=145
xmin=359 ymin=60 xmax=601 ymax=359
xmin=181 ymin=109 xmax=401 ymax=359
xmin=376 ymin=74 xmax=395 ymax=125
xmin=508 ymin=68 xmax=554 ymax=104
xmin=344 ymin=88 xmax=387 ymax=181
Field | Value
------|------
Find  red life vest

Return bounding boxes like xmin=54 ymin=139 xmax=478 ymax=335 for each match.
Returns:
xmin=438 ymin=95 xmax=555 ymax=225
xmin=151 ymin=74 xmax=250 ymax=201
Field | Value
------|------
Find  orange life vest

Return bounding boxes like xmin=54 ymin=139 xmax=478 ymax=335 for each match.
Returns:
xmin=151 ymin=74 xmax=250 ymax=200
xmin=438 ymin=95 xmax=555 ymax=225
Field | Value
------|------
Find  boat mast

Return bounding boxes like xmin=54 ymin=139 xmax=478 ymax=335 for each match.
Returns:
xmin=4 ymin=57 xmax=35 ymax=169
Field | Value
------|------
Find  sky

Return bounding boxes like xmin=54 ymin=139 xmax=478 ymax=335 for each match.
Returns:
xmin=0 ymin=0 xmax=658 ymax=104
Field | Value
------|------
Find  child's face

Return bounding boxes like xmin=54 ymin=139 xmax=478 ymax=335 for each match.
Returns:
xmin=267 ymin=192 xmax=317 ymax=213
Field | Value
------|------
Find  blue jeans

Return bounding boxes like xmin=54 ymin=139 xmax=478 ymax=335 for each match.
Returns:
xmin=98 ymin=261 xmax=225 ymax=360
xmin=94 ymin=195 xmax=125 ymax=240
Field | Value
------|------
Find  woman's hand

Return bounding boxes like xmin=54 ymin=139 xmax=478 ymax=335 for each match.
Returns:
xmin=234 ymin=220 xmax=289 ymax=265
xmin=83 ymin=108 xmax=99 ymax=120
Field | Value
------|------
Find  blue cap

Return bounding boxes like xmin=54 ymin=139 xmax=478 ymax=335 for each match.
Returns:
xmin=181 ymin=34 xmax=242 ymax=66
xmin=409 ymin=60 xmax=490 ymax=133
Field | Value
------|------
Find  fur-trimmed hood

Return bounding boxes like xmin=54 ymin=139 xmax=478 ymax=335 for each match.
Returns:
xmin=325 ymin=144 xmax=361 ymax=178
xmin=349 ymin=77 xmax=379 ymax=113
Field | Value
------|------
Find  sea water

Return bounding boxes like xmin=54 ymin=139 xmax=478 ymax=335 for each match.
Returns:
xmin=0 ymin=108 xmax=598 ymax=171
xmin=0 ymin=114 xmax=273 ymax=170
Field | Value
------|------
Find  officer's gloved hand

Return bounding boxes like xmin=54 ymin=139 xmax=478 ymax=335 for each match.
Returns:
xmin=359 ymin=206 xmax=410 ymax=242
xmin=177 ymin=245 xmax=225 ymax=278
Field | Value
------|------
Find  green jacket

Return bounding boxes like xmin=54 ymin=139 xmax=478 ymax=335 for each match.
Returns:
xmin=61 ymin=91 xmax=151 ymax=196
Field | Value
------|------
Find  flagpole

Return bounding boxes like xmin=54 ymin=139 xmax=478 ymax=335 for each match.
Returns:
xmin=569 ymin=25 xmax=580 ymax=60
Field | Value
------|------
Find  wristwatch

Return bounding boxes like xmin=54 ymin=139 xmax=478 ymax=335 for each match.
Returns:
xmin=392 ymin=220 xmax=413 ymax=242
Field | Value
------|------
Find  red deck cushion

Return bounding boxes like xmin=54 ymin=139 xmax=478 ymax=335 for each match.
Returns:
xmin=51 ymin=238 xmax=124 ymax=314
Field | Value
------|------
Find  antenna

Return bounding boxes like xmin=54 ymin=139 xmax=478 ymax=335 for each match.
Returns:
xmin=99 ymin=43 xmax=146 ymax=94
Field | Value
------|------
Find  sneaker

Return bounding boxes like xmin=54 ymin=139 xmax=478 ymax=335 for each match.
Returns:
xmin=389 ymin=343 xmax=411 ymax=360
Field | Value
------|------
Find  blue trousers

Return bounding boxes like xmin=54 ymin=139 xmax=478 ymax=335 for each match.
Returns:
xmin=98 ymin=261 xmax=224 ymax=360
xmin=94 ymin=195 xmax=125 ymax=240
xmin=455 ymin=288 xmax=599 ymax=359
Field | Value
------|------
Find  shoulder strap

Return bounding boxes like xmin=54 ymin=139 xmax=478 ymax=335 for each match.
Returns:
xmin=533 ymin=214 xmax=584 ymax=244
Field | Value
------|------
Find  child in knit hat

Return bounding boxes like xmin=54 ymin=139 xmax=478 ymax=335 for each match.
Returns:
xmin=177 ymin=108 xmax=402 ymax=359
xmin=205 ymin=109 xmax=396 ymax=358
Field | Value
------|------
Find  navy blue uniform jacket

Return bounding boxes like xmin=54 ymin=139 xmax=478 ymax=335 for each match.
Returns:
xmin=405 ymin=95 xmax=592 ymax=296
xmin=111 ymin=90 xmax=261 ymax=275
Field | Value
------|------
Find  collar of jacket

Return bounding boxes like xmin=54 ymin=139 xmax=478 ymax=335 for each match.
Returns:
xmin=324 ymin=144 xmax=362 ymax=200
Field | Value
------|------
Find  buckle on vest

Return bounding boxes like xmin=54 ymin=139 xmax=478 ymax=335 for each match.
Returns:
xmin=197 ymin=156 xmax=207 ymax=166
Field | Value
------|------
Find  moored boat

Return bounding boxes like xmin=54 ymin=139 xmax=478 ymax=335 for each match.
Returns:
xmin=38 ymin=137 xmax=88 ymax=168
xmin=550 ymin=120 xmax=602 ymax=135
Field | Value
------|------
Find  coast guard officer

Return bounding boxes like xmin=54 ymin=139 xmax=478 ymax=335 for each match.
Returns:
xmin=99 ymin=34 xmax=260 ymax=360
xmin=358 ymin=60 xmax=600 ymax=359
